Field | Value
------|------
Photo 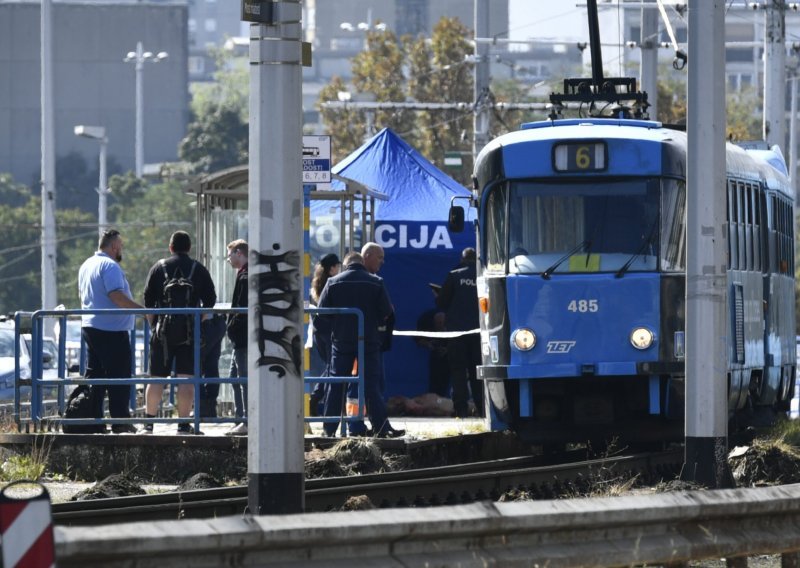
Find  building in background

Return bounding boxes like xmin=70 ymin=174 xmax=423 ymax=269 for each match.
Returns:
xmin=0 ymin=0 xmax=189 ymax=186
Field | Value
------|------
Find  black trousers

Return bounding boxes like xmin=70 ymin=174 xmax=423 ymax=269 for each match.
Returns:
xmin=82 ymin=327 xmax=132 ymax=419
xmin=447 ymin=334 xmax=483 ymax=417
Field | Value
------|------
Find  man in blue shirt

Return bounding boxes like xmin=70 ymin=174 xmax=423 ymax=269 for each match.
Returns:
xmin=78 ymin=229 xmax=143 ymax=433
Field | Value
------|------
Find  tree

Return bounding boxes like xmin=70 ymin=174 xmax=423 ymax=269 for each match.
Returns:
xmin=408 ymin=17 xmax=474 ymax=184
xmin=0 ymin=174 xmax=95 ymax=313
xmin=179 ymin=48 xmax=249 ymax=174
xmin=178 ymin=104 xmax=248 ymax=174
xmin=110 ymin=179 xmax=196 ymax=302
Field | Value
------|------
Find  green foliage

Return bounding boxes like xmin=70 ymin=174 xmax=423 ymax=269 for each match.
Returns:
xmin=55 ymin=151 xmax=123 ymax=214
xmin=180 ymin=48 xmax=249 ymax=174
xmin=110 ymin=179 xmax=195 ymax=302
xmin=0 ymin=172 xmax=194 ymax=313
xmin=1 ymin=454 xmax=46 ymax=482
xmin=318 ymin=17 xmax=547 ymax=184
xmin=178 ymin=104 xmax=248 ymax=174
xmin=408 ymin=18 xmax=474 ymax=184
xmin=0 ymin=175 xmax=95 ymax=314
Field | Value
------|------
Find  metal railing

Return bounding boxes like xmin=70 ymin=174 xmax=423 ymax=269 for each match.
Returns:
xmin=17 ymin=306 xmax=364 ymax=435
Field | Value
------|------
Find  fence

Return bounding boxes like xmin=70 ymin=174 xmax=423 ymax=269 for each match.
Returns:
xmin=17 ymin=306 xmax=364 ymax=435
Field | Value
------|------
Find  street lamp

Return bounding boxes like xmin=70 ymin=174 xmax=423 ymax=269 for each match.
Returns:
xmin=123 ymin=42 xmax=168 ymax=178
xmin=74 ymin=125 xmax=108 ymax=236
xmin=340 ymin=9 xmax=387 ymax=49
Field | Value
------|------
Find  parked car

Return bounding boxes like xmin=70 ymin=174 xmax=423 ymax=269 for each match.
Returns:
xmin=0 ymin=324 xmax=66 ymax=402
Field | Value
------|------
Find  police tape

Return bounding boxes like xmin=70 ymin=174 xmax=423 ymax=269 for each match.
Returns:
xmin=391 ymin=329 xmax=480 ymax=338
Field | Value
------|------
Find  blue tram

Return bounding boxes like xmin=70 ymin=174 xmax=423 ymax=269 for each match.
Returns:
xmin=454 ymin=118 xmax=795 ymax=445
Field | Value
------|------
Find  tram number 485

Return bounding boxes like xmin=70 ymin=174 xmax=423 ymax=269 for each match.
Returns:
xmin=567 ymin=299 xmax=598 ymax=313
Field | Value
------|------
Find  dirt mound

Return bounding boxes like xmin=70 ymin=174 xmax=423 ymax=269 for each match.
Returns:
xmin=70 ymin=474 xmax=146 ymax=501
xmin=305 ymin=447 xmax=347 ymax=479
xmin=729 ymin=442 xmax=800 ymax=486
xmin=177 ymin=473 xmax=222 ymax=491
xmin=340 ymin=495 xmax=375 ymax=511
xmin=329 ymin=438 xmax=385 ymax=475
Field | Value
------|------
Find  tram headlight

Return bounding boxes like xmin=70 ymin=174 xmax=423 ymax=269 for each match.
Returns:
xmin=630 ymin=327 xmax=654 ymax=350
xmin=512 ymin=328 xmax=536 ymax=351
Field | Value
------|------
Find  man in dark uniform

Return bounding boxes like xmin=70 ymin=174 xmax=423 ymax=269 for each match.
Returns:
xmin=141 ymin=231 xmax=216 ymax=434
xmin=315 ymin=250 xmax=404 ymax=438
xmin=437 ymin=247 xmax=483 ymax=417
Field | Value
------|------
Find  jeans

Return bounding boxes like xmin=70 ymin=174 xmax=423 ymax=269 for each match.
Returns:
xmin=323 ymin=347 xmax=389 ymax=436
xmin=200 ymin=315 xmax=226 ymax=405
xmin=229 ymin=347 xmax=247 ymax=419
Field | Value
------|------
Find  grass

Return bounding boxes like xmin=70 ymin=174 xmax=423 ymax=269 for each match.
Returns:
xmin=0 ymin=435 xmax=53 ymax=483
xmin=764 ymin=419 xmax=800 ymax=450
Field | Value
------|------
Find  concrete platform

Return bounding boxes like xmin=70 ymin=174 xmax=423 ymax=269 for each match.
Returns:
xmin=0 ymin=418 xmax=528 ymax=484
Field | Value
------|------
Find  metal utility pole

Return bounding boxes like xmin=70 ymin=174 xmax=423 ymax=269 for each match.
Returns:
xmin=74 ymin=125 xmax=109 ymax=236
xmin=124 ymin=43 xmax=168 ymax=178
xmin=40 ymin=0 xmax=57 ymax=320
xmin=764 ymin=0 xmax=787 ymax=150
xmin=790 ymin=67 xmax=798 ymax=196
xmin=640 ymin=1 xmax=659 ymax=120
xmin=245 ymin=0 xmax=305 ymax=515
xmin=473 ymin=0 xmax=490 ymax=159
xmin=683 ymin=0 xmax=730 ymax=489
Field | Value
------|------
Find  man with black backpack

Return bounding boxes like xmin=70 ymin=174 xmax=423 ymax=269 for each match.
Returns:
xmin=141 ymin=231 xmax=216 ymax=434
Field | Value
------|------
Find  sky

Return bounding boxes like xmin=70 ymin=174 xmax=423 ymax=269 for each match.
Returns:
xmin=507 ymin=2 xmax=586 ymax=42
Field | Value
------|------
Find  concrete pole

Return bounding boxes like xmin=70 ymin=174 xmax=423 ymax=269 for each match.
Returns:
xmin=683 ymin=0 xmax=730 ymax=489
xmin=247 ymin=0 xmax=305 ymax=515
xmin=135 ymin=41 xmax=144 ymax=178
xmin=791 ymin=73 xmax=798 ymax=197
xmin=98 ymin=136 xmax=108 ymax=236
xmin=640 ymin=1 xmax=659 ymax=120
xmin=473 ymin=0 xmax=490 ymax=159
xmin=764 ymin=0 xmax=787 ymax=151
xmin=40 ymin=0 xmax=57 ymax=322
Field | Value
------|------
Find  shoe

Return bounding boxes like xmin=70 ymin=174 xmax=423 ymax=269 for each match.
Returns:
xmin=112 ymin=424 xmax=138 ymax=434
xmin=137 ymin=424 xmax=154 ymax=435
xmin=177 ymin=424 xmax=203 ymax=435
xmin=225 ymin=423 xmax=248 ymax=436
xmin=376 ymin=428 xmax=405 ymax=439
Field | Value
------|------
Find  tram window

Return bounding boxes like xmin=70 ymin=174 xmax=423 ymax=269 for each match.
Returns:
xmin=484 ymin=186 xmax=507 ymax=272
xmin=752 ymin=186 xmax=761 ymax=271
xmin=727 ymin=182 xmax=737 ymax=270
xmin=744 ymin=184 xmax=753 ymax=271
xmin=661 ymin=179 xmax=686 ymax=272
xmin=737 ymin=183 xmax=746 ymax=270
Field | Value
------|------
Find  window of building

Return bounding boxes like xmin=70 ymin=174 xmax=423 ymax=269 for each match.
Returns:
xmin=205 ymin=19 xmax=217 ymax=32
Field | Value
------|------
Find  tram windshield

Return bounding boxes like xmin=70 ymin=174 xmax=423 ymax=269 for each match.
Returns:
xmin=490 ymin=178 xmax=685 ymax=275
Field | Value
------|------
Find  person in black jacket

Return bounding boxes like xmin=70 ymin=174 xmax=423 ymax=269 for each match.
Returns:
xmin=224 ymin=239 xmax=249 ymax=435
xmin=315 ymin=250 xmax=404 ymax=438
xmin=437 ymin=247 xmax=483 ymax=417
xmin=141 ymin=231 xmax=216 ymax=434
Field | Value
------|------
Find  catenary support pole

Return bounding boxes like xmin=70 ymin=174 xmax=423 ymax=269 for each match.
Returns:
xmin=473 ymin=0 xmax=490 ymax=159
xmin=247 ymin=0 xmax=305 ymax=515
xmin=764 ymin=0 xmax=787 ymax=151
xmin=98 ymin=136 xmax=108 ymax=236
xmin=134 ymin=41 xmax=144 ymax=178
xmin=640 ymin=0 xmax=659 ymax=120
xmin=40 ymin=0 xmax=57 ymax=330
xmin=683 ymin=0 xmax=730 ymax=488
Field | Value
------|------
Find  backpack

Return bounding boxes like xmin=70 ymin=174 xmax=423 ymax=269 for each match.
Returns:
xmin=62 ymin=386 xmax=104 ymax=434
xmin=157 ymin=259 xmax=198 ymax=348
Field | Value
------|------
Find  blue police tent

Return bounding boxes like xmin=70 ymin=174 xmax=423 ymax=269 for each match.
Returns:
xmin=312 ymin=128 xmax=475 ymax=398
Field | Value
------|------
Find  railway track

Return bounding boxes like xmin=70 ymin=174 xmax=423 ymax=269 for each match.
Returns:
xmin=53 ymin=448 xmax=683 ymax=526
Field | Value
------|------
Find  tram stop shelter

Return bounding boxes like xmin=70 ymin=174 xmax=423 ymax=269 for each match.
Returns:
xmin=187 ymin=164 xmax=386 ymax=303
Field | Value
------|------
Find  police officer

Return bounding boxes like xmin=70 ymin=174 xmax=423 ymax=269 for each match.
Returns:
xmin=437 ymin=247 xmax=483 ymax=417
xmin=315 ymin=250 xmax=404 ymax=438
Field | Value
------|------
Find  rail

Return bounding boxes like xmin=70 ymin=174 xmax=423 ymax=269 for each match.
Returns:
xmin=18 ymin=306 xmax=364 ymax=435
xmin=54 ymin=483 xmax=800 ymax=566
